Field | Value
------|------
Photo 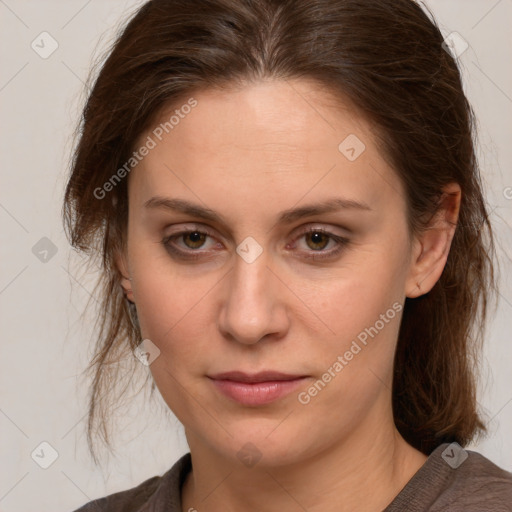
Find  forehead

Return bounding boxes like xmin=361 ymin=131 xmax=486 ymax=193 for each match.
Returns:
xmin=129 ymin=79 xmax=403 ymax=215
xmin=148 ymin=79 xmax=368 ymax=159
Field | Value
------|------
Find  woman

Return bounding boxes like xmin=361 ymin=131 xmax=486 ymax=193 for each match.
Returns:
xmin=63 ymin=0 xmax=512 ymax=510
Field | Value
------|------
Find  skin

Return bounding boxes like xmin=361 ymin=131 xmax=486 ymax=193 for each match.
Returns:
xmin=116 ymin=78 xmax=461 ymax=512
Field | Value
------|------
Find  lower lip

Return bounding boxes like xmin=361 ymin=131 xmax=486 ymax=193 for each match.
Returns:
xmin=210 ymin=377 xmax=307 ymax=406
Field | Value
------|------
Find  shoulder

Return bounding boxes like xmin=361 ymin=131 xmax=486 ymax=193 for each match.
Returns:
xmin=445 ymin=446 xmax=512 ymax=511
xmin=72 ymin=475 xmax=161 ymax=512
xmin=386 ymin=443 xmax=512 ymax=512
xmin=71 ymin=453 xmax=192 ymax=512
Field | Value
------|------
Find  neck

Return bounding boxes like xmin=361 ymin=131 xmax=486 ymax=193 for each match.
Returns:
xmin=181 ymin=416 xmax=427 ymax=512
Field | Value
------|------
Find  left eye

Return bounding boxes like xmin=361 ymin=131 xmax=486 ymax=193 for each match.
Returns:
xmin=290 ymin=228 xmax=349 ymax=260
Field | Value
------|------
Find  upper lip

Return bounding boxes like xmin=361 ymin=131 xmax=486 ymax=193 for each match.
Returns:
xmin=208 ymin=371 xmax=307 ymax=383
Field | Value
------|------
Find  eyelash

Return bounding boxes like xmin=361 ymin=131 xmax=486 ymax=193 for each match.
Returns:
xmin=161 ymin=227 xmax=350 ymax=262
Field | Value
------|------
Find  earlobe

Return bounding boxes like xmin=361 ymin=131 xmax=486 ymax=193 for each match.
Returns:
xmin=405 ymin=183 xmax=461 ymax=299
xmin=114 ymin=251 xmax=135 ymax=303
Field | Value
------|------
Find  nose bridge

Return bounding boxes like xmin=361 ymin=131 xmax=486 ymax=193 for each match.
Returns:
xmin=219 ymin=247 xmax=286 ymax=344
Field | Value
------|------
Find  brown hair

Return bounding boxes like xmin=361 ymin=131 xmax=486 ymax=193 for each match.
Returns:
xmin=62 ymin=0 xmax=498 ymax=461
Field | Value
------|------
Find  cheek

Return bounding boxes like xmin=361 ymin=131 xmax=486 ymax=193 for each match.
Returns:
xmin=304 ymin=245 xmax=406 ymax=392
xmin=131 ymin=256 xmax=218 ymax=367
xmin=315 ymin=253 xmax=404 ymax=339
xmin=128 ymin=239 xmax=187 ymax=332
xmin=133 ymin=275 xmax=215 ymax=416
xmin=316 ymin=282 xmax=401 ymax=379
xmin=296 ymin=276 xmax=402 ymax=434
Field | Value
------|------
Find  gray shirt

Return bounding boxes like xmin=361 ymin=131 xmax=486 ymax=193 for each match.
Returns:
xmin=73 ymin=443 xmax=512 ymax=511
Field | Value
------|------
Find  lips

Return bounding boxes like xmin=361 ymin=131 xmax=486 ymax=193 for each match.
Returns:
xmin=208 ymin=370 xmax=307 ymax=383
xmin=208 ymin=371 xmax=309 ymax=406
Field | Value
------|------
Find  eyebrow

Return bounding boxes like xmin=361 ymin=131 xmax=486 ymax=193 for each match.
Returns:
xmin=143 ymin=196 xmax=372 ymax=224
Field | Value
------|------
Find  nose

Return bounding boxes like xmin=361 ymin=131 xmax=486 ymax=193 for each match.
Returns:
xmin=217 ymin=249 xmax=290 ymax=345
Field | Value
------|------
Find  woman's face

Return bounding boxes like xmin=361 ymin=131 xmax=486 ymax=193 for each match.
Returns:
xmin=120 ymin=79 xmax=421 ymax=466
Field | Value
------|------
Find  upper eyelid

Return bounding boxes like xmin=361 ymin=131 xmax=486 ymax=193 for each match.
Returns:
xmin=164 ymin=222 xmax=347 ymax=238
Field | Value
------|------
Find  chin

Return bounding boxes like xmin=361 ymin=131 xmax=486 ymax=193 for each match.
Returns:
xmin=204 ymin=420 xmax=313 ymax=469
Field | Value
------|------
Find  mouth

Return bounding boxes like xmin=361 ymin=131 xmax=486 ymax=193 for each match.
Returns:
xmin=207 ymin=371 xmax=309 ymax=406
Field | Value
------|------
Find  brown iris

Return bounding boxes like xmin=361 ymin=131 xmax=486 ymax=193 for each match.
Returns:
xmin=182 ymin=231 xmax=207 ymax=249
xmin=305 ymin=232 xmax=330 ymax=251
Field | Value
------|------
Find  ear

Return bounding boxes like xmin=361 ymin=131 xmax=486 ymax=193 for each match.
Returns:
xmin=115 ymin=249 xmax=135 ymax=303
xmin=405 ymin=183 xmax=461 ymax=298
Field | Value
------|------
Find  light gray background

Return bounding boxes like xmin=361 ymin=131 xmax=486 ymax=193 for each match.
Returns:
xmin=0 ymin=1 xmax=511 ymax=510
